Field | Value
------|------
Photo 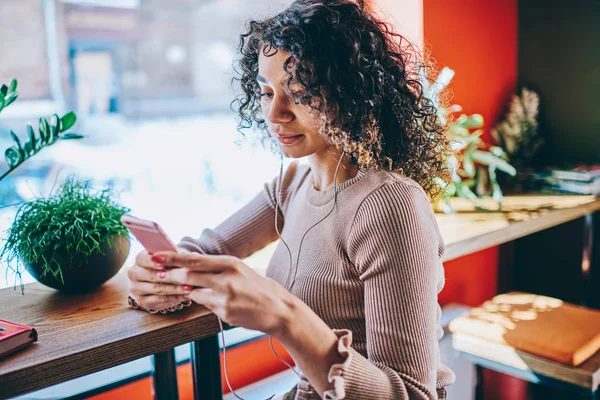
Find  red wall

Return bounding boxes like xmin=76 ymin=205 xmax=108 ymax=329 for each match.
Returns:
xmin=423 ymin=0 xmax=518 ymax=143
xmin=423 ymin=1 xmax=525 ymax=399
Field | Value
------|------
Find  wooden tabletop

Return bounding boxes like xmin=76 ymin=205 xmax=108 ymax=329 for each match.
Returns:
xmin=1 ymin=194 xmax=598 ymax=399
xmin=0 ymin=274 xmax=219 ymax=399
xmin=439 ymin=195 xmax=600 ymax=261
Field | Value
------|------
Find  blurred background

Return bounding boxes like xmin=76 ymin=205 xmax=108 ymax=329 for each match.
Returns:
xmin=0 ymin=0 xmax=296 ymax=288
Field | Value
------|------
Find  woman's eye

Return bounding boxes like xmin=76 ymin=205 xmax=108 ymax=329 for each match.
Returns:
xmin=260 ymin=92 xmax=273 ymax=100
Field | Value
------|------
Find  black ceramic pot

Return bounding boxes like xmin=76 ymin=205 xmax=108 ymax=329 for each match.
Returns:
xmin=26 ymin=234 xmax=130 ymax=293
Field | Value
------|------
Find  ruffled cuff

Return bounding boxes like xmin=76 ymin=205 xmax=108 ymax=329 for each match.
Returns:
xmin=128 ymin=295 xmax=193 ymax=315
xmin=321 ymin=329 xmax=354 ymax=399
xmin=296 ymin=329 xmax=402 ymax=399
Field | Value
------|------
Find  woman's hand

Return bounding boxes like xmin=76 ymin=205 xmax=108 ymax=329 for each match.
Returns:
xmin=127 ymin=248 xmax=192 ymax=311
xmin=151 ymin=251 xmax=295 ymax=335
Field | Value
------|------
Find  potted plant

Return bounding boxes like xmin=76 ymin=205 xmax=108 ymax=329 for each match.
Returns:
xmin=0 ymin=176 xmax=131 ymax=293
xmin=1 ymin=79 xmax=131 ymax=293
xmin=421 ymin=67 xmax=517 ymax=213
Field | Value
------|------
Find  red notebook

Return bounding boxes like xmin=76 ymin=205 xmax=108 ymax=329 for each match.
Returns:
xmin=0 ymin=319 xmax=38 ymax=359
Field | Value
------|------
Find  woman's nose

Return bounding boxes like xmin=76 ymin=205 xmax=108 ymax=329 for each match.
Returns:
xmin=267 ymin=95 xmax=294 ymax=125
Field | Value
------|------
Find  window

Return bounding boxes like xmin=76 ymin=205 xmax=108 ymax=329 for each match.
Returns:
xmin=0 ymin=0 xmax=294 ymax=289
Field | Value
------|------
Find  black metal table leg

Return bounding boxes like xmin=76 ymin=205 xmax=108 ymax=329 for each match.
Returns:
xmin=152 ymin=348 xmax=180 ymax=400
xmin=191 ymin=335 xmax=222 ymax=400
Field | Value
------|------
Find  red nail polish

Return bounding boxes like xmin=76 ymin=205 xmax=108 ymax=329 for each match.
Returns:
xmin=151 ymin=255 xmax=166 ymax=264
xmin=158 ymin=271 xmax=166 ymax=279
xmin=182 ymin=285 xmax=193 ymax=292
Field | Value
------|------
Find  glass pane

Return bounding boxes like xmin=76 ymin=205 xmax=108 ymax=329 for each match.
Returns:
xmin=0 ymin=0 xmax=294 ymax=289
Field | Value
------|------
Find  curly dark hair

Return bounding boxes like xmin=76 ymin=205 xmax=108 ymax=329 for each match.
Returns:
xmin=232 ymin=0 xmax=452 ymax=198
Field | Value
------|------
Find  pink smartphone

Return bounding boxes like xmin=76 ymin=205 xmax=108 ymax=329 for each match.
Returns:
xmin=120 ymin=214 xmax=178 ymax=254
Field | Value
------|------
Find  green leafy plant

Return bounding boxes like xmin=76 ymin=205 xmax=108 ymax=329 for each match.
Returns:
xmin=1 ymin=78 xmax=83 ymax=183
xmin=422 ymin=67 xmax=517 ymax=213
xmin=445 ymin=110 xmax=517 ymax=204
xmin=0 ymin=177 xmax=130 ymax=292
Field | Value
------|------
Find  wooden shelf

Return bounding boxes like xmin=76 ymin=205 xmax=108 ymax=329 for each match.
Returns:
xmin=439 ymin=195 xmax=600 ymax=261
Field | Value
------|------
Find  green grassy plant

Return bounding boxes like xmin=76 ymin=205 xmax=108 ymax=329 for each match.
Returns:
xmin=0 ymin=177 xmax=130 ymax=292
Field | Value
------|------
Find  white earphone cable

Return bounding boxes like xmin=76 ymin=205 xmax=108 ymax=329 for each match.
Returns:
xmin=219 ymin=151 xmax=346 ymax=400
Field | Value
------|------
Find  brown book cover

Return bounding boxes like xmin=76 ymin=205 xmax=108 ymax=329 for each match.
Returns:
xmin=0 ymin=319 xmax=38 ymax=359
xmin=448 ymin=292 xmax=600 ymax=367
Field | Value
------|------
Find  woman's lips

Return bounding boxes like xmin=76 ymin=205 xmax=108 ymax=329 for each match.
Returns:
xmin=276 ymin=134 xmax=303 ymax=145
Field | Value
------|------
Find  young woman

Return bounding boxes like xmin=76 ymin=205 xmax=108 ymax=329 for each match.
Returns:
xmin=127 ymin=0 xmax=455 ymax=398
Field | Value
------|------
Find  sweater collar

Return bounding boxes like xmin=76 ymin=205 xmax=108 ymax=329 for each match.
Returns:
xmin=305 ymin=166 xmax=369 ymax=207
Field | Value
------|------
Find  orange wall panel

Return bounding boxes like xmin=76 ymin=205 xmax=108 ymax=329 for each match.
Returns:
xmin=439 ymin=246 xmax=499 ymax=307
xmin=423 ymin=0 xmax=518 ymax=142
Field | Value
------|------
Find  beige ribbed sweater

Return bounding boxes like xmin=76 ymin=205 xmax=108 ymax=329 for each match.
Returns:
xmin=178 ymin=161 xmax=455 ymax=399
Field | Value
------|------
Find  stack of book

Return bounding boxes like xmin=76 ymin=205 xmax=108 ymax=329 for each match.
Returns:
xmin=541 ymin=165 xmax=600 ymax=195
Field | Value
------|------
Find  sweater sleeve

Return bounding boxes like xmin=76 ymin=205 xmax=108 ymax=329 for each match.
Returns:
xmin=325 ymin=182 xmax=447 ymax=400
xmin=176 ymin=161 xmax=301 ymax=259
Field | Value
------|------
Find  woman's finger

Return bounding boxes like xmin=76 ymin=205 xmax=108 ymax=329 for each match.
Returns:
xmin=152 ymin=252 xmax=238 ymax=273
xmin=128 ymin=264 xmax=168 ymax=283
xmin=159 ymin=268 xmax=221 ymax=288
xmin=135 ymin=250 xmax=164 ymax=270
xmin=130 ymin=281 xmax=192 ymax=297
xmin=187 ymin=288 xmax=218 ymax=308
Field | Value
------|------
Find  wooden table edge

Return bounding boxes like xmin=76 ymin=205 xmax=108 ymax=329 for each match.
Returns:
xmin=443 ymin=197 xmax=600 ymax=261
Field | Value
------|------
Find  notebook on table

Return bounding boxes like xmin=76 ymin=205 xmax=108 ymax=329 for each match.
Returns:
xmin=0 ymin=319 xmax=38 ymax=359
xmin=448 ymin=292 xmax=600 ymax=367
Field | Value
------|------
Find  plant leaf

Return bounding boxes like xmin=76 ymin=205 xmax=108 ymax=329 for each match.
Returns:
xmin=463 ymin=179 xmax=476 ymax=188
xmin=39 ymin=118 xmax=48 ymax=143
xmin=457 ymin=113 xmax=484 ymax=128
xmin=10 ymin=130 xmax=25 ymax=158
xmin=52 ymin=113 xmax=62 ymax=132
xmin=60 ymin=133 xmax=84 ymax=140
xmin=447 ymin=124 xmax=470 ymax=137
xmin=27 ymin=124 xmax=37 ymax=152
xmin=4 ymin=147 xmax=21 ymax=168
xmin=8 ymin=78 xmax=17 ymax=93
xmin=0 ymin=96 xmax=4 ymax=110
xmin=457 ymin=184 xmax=479 ymax=201
xmin=4 ymin=91 xmax=18 ymax=107
xmin=0 ymin=84 xmax=7 ymax=96
xmin=49 ymin=122 xmax=57 ymax=142
xmin=489 ymin=146 xmax=507 ymax=158
xmin=471 ymin=151 xmax=517 ymax=176
xmin=463 ymin=149 xmax=476 ymax=178
xmin=60 ymin=112 xmax=77 ymax=132
xmin=24 ymin=141 xmax=34 ymax=156
xmin=42 ymin=118 xmax=52 ymax=142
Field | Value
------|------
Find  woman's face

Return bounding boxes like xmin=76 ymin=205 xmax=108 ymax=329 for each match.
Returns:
xmin=258 ymin=50 xmax=331 ymax=158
